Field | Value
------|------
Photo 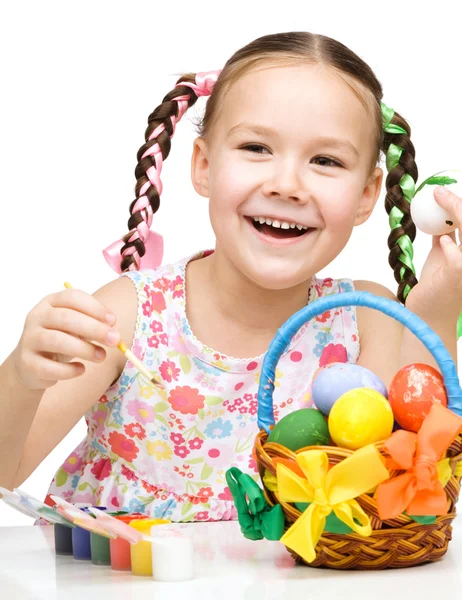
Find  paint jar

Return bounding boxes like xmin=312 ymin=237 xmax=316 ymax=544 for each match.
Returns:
xmin=54 ymin=523 xmax=73 ymax=555
xmin=72 ymin=506 xmax=107 ymax=561
xmin=72 ymin=524 xmax=91 ymax=561
xmin=129 ymin=519 xmax=170 ymax=576
xmin=90 ymin=531 xmax=112 ymax=566
xmin=151 ymin=527 xmax=194 ymax=581
xmin=109 ymin=514 xmax=148 ymax=571
xmin=89 ymin=511 xmax=127 ymax=566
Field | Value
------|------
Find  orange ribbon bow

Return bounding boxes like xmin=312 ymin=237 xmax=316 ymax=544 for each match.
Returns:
xmin=376 ymin=403 xmax=462 ymax=520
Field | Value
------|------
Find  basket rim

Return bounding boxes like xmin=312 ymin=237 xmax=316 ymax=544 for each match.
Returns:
xmin=256 ymin=291 xmax=462 ymax=433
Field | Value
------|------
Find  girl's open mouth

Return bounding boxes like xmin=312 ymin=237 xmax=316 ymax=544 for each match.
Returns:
xmin=247 ymin=216 xmax=313 ymax=240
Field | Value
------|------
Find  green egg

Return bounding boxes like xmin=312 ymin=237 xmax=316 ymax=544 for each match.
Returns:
xmin=267 ymin=408 xmax=330 ymax=451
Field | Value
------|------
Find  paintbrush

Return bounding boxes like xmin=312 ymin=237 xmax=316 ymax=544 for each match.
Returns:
xmin=64 ymin=281 xmax=161 ymax=388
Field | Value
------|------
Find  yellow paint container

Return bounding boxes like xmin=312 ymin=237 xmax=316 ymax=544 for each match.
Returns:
xmin=129 ymin=518 xmax=170 ymax=576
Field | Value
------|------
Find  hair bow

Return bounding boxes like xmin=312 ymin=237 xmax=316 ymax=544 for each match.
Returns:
xmin=181 ymin=70 xmax=221 ymax=97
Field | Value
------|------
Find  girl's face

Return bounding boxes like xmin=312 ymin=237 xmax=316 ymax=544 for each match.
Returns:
xmin=192 ymin=63 xmax=383 ymax=290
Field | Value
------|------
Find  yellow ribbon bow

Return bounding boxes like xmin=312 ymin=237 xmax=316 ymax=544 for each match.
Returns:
xmin=277 ymin=445 xmax=390 ymax=563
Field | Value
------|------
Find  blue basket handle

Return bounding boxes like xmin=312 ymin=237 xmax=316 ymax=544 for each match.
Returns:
xmin=257 ymin=291 xmax=462 ymax=433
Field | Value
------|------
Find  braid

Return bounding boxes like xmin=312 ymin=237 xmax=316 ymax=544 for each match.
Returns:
xmin=381 ymin=104 xmax=419 ymax=304
xmin=103 ymin=69 xmax=219 ymax=273
xmin=118 ymin=75 xmax=201 ymax=272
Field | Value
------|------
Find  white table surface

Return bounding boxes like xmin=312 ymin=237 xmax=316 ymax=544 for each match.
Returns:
xmin=0 ymin=520 xmax=461 ymax=600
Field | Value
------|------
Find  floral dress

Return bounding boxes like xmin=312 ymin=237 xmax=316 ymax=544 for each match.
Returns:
xmin=43 ymin=250 xmax=359 ymax=522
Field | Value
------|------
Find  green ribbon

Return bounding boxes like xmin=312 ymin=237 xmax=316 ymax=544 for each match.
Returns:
xmin=406 ymin=512 xmax=436 ymax=525
xmin=386 ymin=143 xmax=403 ymax=171
xmin=383 ymin=103 xmax=462 ymax=333
xmin=381 ymin=101 xmax=407 ymax=135
xmin=225 ymin=467 xmax=285 ymax=541
xmin=381 ymin=103 xmax=417 ymax=300
xmin=381 ymin=102 xmax=394 ymax=129
xmin=295 ymin=502 xmax=356 ymax=534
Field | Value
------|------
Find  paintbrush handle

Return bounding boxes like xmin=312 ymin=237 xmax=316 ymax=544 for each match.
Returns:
xmin=119 ymin=343 xmax=161 ymax=386
xmin=64 ymin=282 xmax=160 ymax=387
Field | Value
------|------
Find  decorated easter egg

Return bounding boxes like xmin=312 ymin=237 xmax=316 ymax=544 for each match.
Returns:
xmin=312 ymin=362 xmax=388 ymax=416
xmin=410 ymin=171 xmax=461 ymax=236
xmin=267 ymin=408 xmax=330 ymax=451
xmin=388 ymin=363 xmax=447 ymax=432
xmin=410 ymin=188 xmax=456 ymax=236
xmin=328 ymin=388 xmax=394 ymax=450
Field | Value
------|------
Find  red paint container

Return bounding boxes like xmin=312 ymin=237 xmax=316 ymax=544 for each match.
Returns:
xmin=109 ymin=514 xmax=148 ymax=571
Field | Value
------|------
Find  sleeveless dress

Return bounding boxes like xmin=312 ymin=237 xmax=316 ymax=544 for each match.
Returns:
xmin=43 ymin=250 xmax=360 ymax=522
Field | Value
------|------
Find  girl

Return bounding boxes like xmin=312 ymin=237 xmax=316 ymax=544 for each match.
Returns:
xmin=1 ymin=32 xmax=460 ymax=522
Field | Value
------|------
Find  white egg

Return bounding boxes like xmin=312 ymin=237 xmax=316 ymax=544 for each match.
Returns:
xmin=410 ymin=189 xmax=456 ymax=236
xmin=410 ymin=170 xmax=461 ymax=236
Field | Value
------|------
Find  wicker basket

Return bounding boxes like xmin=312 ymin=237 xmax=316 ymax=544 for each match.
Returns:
xmin=254 ymin=291 xmax=462 ymax=570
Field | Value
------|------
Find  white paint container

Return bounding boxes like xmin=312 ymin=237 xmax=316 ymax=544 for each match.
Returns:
xmin=150 ymin=526 xmax=194 ymax=582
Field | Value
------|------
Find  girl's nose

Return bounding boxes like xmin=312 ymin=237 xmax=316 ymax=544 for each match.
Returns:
xmin=261 ymin=160 xmax=309 ymax=204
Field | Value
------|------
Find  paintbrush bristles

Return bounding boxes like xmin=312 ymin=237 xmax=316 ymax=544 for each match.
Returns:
xmin=124 ymin=348 xmax=161 ymax=386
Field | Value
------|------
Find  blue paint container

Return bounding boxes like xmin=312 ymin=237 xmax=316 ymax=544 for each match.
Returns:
xmin=54 ymin=523 xmax=73 ymax=555
xmin=72 ymin=524 xmax=92 ymax=560
xmin=71 ymin=506 xmax=107 ymax=561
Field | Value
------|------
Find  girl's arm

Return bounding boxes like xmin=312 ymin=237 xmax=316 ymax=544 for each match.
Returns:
xmin=0 ymin=276 xmax=137 ymax=490
xmin=354 ymin=280 xmax=457 ymax=387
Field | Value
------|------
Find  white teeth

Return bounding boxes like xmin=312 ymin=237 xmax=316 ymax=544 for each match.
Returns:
xmin=252 ymin=216 xmax=309 ymax=231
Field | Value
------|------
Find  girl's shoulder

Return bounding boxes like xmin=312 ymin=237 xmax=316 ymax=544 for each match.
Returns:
xmin=120 ymin=249 xmax=207 ymax=294
xmin=114 ymin=250 xmax=206 ymax=354
xmin=311 ymin=274 xmax=356 ymax=299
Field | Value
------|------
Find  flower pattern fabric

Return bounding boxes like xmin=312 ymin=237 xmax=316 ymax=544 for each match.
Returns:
xmin=43 ymin=250 xmax=359 ymax=522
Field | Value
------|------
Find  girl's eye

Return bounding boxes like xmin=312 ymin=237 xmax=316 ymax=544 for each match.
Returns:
xmin=312 ymin=156 xmax=342 ymax=168
xmin=241 ymin=144 xmax=270 ymax=154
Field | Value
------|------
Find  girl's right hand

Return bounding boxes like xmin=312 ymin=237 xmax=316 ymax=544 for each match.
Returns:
xmin=11 ymin=288 xmax=121 ymax=390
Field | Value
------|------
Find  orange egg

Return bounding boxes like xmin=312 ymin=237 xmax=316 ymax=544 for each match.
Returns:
xmin=388 ymin=363 xmax=447 ymax=432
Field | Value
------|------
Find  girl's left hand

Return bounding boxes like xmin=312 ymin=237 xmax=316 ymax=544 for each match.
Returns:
xmin=405 ymin=186 xmax=462 ymax=321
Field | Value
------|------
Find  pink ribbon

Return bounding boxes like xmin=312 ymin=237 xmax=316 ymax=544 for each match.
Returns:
xmin=103 ymin=230 xmax=164 ymax=274
xmin=181 ymin=70 xmax=221 ymax=97
xmin=103 ymin=69 xmax=221 ymax=273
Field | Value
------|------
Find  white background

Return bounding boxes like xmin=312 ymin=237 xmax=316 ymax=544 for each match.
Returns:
xmin=1 ymin=0 xmax=461 ymax=526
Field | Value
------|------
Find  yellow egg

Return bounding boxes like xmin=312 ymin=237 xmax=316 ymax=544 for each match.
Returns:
xmin=328 ymin=388 xmax=393 ymax=450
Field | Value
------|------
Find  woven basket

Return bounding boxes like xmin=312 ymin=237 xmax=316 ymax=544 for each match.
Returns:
xmin=254 ymin=291 xmax=462 ymax=570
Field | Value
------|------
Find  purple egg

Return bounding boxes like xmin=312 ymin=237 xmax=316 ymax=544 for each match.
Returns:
xmin=312 ymin=363 xmax=388 ymax=416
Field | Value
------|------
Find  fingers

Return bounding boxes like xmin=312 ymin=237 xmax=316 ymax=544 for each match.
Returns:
xmin=29 ymin=289 xmax=121 ymax=349
xmin=20 ymin=351 xmax=86 ymax=388
xmin=34 ymin=330 xmax=107 ymax=363
xmin=48 ymin=288 xmax=117 ymax=326
xmin=439 ymin=235 xmax=462 ymax=276
xmin=434 ymin=187 xmax=462 ymax=222
xmin=40 ymin=307 xmax=120 ymax=347
xmin=432 ymin=229 xmax=458 ymax=249
xmin=17 ymin=287 xmax=122 ymax=390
